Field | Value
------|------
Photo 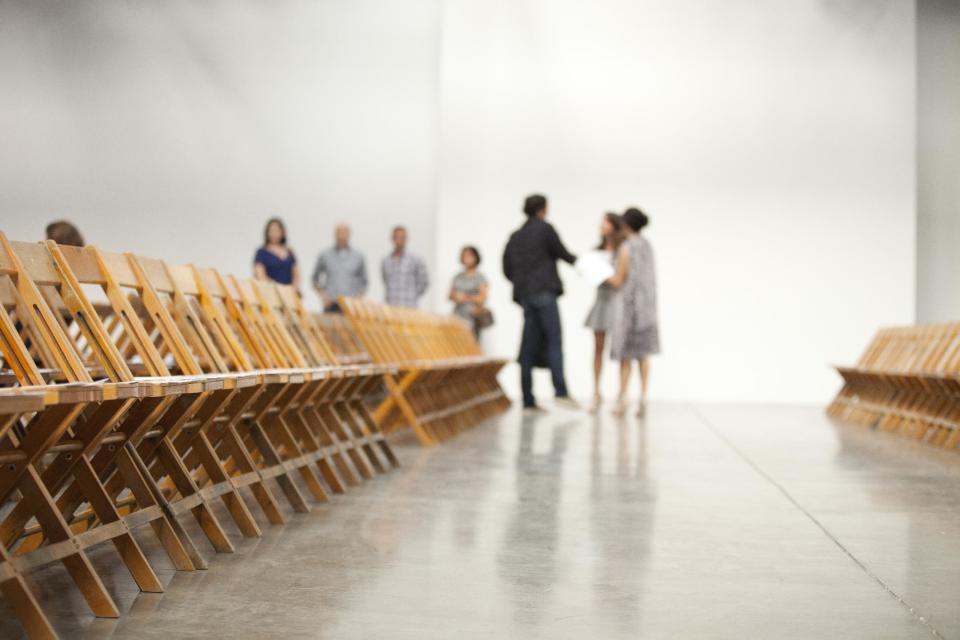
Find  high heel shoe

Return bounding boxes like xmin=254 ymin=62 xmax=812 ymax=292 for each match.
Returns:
xmin=612 ymin=397 xmax=627 ymax=417
xmin=588 ymin=394 xmax=602 ymax=414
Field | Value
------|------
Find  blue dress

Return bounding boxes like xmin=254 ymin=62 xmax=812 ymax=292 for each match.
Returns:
xmin=254 ymin=247 xmax=297 ymax=285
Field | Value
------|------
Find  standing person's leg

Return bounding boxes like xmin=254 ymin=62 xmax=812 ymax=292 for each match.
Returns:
xmin=591 ymin=331 xmax=605 ymax=412
xmin=539 ymin=293 xmax=569 ymax=399
xmin=518 ymin=300 xmax=538 ymax=409
xmin=614 ymin=360 xmax=631 ymax=416
xmin=637 ymin=357 xmax=650 ymax=417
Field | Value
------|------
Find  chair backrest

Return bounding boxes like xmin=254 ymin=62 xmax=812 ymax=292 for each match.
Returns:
xmin=313 ymin=313 xmax=372 ymax=365
xmin=855 ymin=323 xmax=960 ymax=376
xmin=338 ymin=296 xmax=482 ymax=366
xmin=0 ymin=234 xmax=138 ymax=385
xmin=230 ymin=275 xmax=309 ymax=369
xmin=270 ymin=281 xmax=340 ymax=366
xmin=49 ymin=243 xmax=175 ymax=380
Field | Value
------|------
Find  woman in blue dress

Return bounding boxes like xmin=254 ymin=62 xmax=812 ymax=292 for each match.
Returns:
xmin=254 ymin=218 xmax=300 ymax=288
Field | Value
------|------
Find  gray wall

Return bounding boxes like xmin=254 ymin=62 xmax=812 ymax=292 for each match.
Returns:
xmin=917 ymin=0 xmax=960 ymax=322
xmin=0 ymin=0 xmax=441 ymax=308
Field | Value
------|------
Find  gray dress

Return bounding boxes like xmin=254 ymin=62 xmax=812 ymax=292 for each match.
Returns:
xmin=584 ymin=250 xmax=616 ymax=332
xmin=610 ymin=234 xmax=660 ymax=360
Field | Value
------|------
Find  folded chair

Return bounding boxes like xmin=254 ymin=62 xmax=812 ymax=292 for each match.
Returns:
xmin=0 ymin=235 xmax=202 ymax=637
xmin=828 ymin=323 xmax=960 ymax=451
xmin=338 ymin=297 xmax=510 ymax=446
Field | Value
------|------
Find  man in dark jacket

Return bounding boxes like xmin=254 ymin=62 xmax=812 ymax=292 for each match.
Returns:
xmin=503 ymin=194 xmax=579 ymax=412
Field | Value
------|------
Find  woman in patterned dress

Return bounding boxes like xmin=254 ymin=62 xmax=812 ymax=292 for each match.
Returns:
xmin=606 ymin=208 xmax=659 ymax=417
xmin=584 ymin=212 xmax=623 ymax=413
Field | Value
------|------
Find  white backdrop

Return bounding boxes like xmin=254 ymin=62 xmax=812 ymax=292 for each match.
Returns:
xmin=434 ymin=0 xmax=917 ymax=404
xmin=917 ymin=0 xmax=960 ymax=323
xmin=0 ymin=0 xmax=441 ymax=305
xmin=0 ymin=0 xmax=918 ymax=404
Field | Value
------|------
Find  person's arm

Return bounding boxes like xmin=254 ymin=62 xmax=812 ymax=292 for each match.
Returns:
xmin=547 ymin=225 xmax=577 ymax=265
xmin=415 ymin=258 xmax=429 ymax=297
xmin=502 ymin=239 xmax=513 ymax=282
xmin=381 ymin=257 xmax=389 ymax=287
xmin=312 ymin=254 xmax=325 ymax=291
xmin=449 ymin=282 xmax=462 ymax=303
xmin=312 ymin=254 xmax=330 ymax=306
xmin=606 ymin=244 xmax=629 ymax=288
xmin=254 ymin=249 xmax=268 ymax=280
xmin=473 ymin=280 xmax=489 ymax=305
xmin=357 ymin=255 xmax=368 ymax=297
xmin=291 ymin=263 xmax=301 ymax=290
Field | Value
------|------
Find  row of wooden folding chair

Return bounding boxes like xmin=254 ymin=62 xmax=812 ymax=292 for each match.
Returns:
xmin=827 ymin=323 xmax=960 ymax=451
xmin=313 ymin=313 xmax=372 ymax=366
xmin=336 ymin=297 xmax=510 ymax=447
xmin=0 ymin=234 xmax=398 ymax=639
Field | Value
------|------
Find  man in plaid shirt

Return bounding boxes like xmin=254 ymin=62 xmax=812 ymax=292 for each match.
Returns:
xmin=382 ymin=226 xmax=429 ymax=308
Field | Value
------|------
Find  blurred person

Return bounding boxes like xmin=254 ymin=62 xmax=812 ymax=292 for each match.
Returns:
xmin=449 ymin=245 xmax=490 ymax=339
xmin=606 ymin=207 xmax=660 ymax=418
xmin=382 ymin=225 xmax=428 ymax=308
xmin=45 ymin=220 xmax=84 ymax=246
xmin=584 ymin=212 xmax=623 ymax=413
xmin=313 ymin=223 xmax=368 ymax=313
xmin=254 ymin=218 xmax=300 ymax=288
xmin=502 ymin=194 xmax=579 ymax=413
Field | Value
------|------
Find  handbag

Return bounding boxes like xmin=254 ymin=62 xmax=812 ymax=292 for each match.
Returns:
xmin=472 ymin=306 xmax=494 ymax=330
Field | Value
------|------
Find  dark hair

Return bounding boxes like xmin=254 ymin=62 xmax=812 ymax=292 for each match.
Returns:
xmin=264 ymin=217 xmax=287 ymax=245
xmin=460 ymin=245 xmax=481 ymax=267
xmin=523 ymin=194 xmax=547 ymax=217
xmin=622 ymin=207 xmax=649 ymax=232
xmin=45 ymin=220 xmax=84 ymax=247
xmin=596 ymin=212 xmax=623 ymax=251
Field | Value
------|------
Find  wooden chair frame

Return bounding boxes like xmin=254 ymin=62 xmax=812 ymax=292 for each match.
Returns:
xmin=828 ymin=323 xmax=960 ymax=450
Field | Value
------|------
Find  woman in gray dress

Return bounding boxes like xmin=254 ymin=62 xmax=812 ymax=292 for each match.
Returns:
xmin=449 ymin=246 xmax=489 ymax=339
xmin=607 ymin=208 xmax=659 ymax=417
xmin=584 ymin=212 xmax=623 ymax=412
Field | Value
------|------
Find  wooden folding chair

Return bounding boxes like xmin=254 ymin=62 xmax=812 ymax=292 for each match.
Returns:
xmin=268 ymin=280 xmax=399 ymax=470
xmin=0 ymin=390 xmax=58 ymax=639
xmin=0 ymin=236 xmax=191 ymax=633
xmin=188 ymin=265 xmax=363 ymax=495
xmin=53 ymin=244 xmax=275 ymax=558
xmin=230 ymin=275 xmax=390 ymax=479
xmin=338 ymin=297 xmax=510 ymax=446
xmin=829 ymin=323 xmax=960 ymax=451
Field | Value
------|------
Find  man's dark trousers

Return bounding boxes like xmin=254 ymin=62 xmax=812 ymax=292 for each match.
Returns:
xmin=518 ymin=291 xmax=568 ymax=407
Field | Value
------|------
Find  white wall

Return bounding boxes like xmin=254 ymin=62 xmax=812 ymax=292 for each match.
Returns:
xmin=917 ymin=0 xmax=960 ymax=323
xmin=0 ymin=0 xmax=441 ymax=307
xmin=435 ymin=0 xmax=916 ymax=404
xmin=0 ymin=0 xmax=919 ymax=404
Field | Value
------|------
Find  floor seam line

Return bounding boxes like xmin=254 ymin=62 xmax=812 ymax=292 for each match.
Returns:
xmin=689 ymin=405 xmax=945 ymax=640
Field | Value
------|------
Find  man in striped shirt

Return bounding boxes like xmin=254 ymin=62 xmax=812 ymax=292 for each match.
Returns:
xmin=382 ymin=225 xmax=429 ymax=308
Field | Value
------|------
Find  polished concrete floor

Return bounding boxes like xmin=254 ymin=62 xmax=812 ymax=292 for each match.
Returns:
xmin=1 ymin=403 xmax=959 ymax=639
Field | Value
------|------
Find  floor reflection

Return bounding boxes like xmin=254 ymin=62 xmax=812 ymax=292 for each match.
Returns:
xmin=497 ymin=413 xmax=572 ymax=627
xmin=4 ymin=406 xmax=957 ymax=639
xmin=589 ymin=414 xmax=654 ymax=636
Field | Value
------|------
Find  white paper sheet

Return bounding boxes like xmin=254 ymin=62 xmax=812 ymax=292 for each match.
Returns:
xmin=576 ymin=250 xmax=615 ymax=287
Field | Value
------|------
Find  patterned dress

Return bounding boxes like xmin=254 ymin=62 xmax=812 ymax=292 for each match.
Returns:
xmin=610 ymin=234 xmax=660 ymax=360
xmin=451 ymin=270 xmax=488 ymax=322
